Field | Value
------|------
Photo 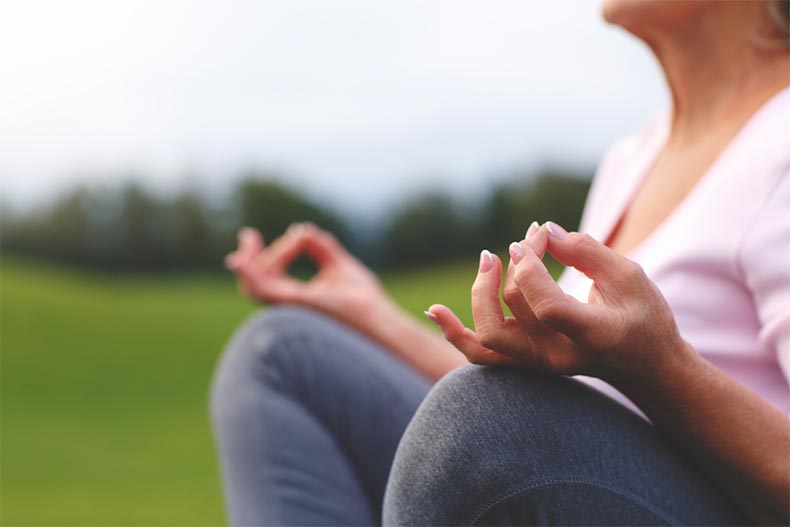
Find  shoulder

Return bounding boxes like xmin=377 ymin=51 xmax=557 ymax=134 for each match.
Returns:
xmin=726 ymin=89 xmax=790 ymax=242
xmin=727 ymin=88 xmax=790 ymax=184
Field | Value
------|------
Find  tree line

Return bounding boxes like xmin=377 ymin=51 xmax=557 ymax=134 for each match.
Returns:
xmin=1 ymin=168 xmax=592 ymax=271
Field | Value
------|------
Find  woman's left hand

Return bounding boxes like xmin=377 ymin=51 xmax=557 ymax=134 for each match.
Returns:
xmin=427 ymin=221 xmax=693 ymax=384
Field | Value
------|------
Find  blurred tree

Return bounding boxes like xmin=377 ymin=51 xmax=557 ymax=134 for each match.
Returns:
xmin=118 ymin=183 xmax=167 ymax=269
xmin=0 ymin=166 xmax=592 ymax=273
xmin=2 ymin=186 xmax=98 ymax=266
xmin=168 ymin=191 xmax=214 ymax=267
xmin=480 ymin=169 xmax=592 ymax=250
xmin=382 ymin=193 xmax=478 ymax=268
xmin=236 ymin=175 xmax=349 ymax=247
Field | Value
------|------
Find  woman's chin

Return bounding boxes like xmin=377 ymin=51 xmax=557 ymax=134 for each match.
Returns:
xmin=601 ymin=0 xmax=707 ymax=34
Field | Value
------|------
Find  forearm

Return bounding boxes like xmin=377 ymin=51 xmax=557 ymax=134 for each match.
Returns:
xmin=362 ymin=300 xmax=467 ymax=382
xmin=612 ymin=343 xmax=790 ymax=521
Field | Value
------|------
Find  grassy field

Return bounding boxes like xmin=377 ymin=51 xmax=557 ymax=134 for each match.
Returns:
xmin=3 ymin=253 xmax=543 ymax=525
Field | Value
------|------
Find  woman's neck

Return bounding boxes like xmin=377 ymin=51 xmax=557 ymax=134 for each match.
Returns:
xmin=644 ymin=4 xmax=788 ymax=149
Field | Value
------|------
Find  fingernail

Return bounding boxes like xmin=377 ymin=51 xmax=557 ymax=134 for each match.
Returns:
xmin=546 ymin=221 xmax=568 ymax=239
xmin=479 ymin=249 xmax=494 ymax=273
xmin=424 ymin=310 xmax=440 ymax=326
xmin=525 ymin=221 xmax=540 ymax=239
xmin=509 ymin=242 xmax=525 ymax=265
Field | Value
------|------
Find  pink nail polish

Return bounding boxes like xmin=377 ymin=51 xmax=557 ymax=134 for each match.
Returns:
xmin=525 ymin=221 xmax=540 ymax=239
xmin=509 ymin=242 xmax=525 ymax=264
xmin=424 ymin=310 xmax=440 ymax=326
xmin=546 ymin=221 xmax=568 ymax=239
xmin=479 ymin=249 xmax=494 ymax=273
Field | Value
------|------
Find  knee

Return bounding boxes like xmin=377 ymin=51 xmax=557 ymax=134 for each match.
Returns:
xmin=209 ymin=305 xmax=333 ymax=420
xmin=383 ymin=365 xmax=513 ymax=525
xmin=383 ymin=365 xmax=596 ymax=525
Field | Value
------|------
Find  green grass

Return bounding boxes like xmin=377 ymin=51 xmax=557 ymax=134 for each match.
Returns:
xmin=1 ymin=253 xmax=560 ymax=525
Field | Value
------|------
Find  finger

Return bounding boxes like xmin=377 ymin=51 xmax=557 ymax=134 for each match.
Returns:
xmin=427 ymin=304 xmax=523 ymax=367
xmin=261 ymin=223 xmax=346 ymax=274
xmin=238 ymin=227 xmax=264 ymax=255
xmin=235 ymin=256 xmax=308 ymax=304
xmin=300 ymin=223 xmax=351 ymax=265
xmin=502 ymin=258 xmax=542 ymax=335
xmin=524 ymin=224 xmax=548 ymax=257
xmin=225 ymin=227 xmax=264 ymax=270
xmin=524 ymin=220 xmax=540 ymax=240
xmin=503 ymin=227 xmax=549 ymax=335
xmin=232 ymin=256 xmax=264 ymax=300
xmin=543 ymin=221 xmax=641 ymax=293
xmin=470 ymin=250 xmax=537 ymax=357
xmin=509 ymin=235 xmax=605 ymax=341
xmin=471 ymin=250 xmax=505 ymax=331
xmin=234 ymin=274 xmax=256 ymax=298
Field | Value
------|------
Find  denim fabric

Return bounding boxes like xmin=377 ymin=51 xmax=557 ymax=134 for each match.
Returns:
xmin=210 ymin=306 xmax=431 ymax=526
xmin=211 ymin=306 xmax=747 ymax=526
xmin=383 ymin=365 xmax=748 ymax=526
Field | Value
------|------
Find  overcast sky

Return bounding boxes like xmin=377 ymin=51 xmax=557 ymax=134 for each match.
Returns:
xmin=0 ymin=0 xmax=668 ymax=216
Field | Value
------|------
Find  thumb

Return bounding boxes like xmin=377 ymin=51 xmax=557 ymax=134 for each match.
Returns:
xmin=543 ymin=221 xmax=638 ymax=291
xmin=235 ymin=255 xmax=309 ymax=305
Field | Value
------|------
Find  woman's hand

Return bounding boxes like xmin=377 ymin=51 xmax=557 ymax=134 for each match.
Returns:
xmin=225 ymin=223 xmax=391 ymax=332
xmin=431 ymin=222 xmax=790 ymax=521
xmin=225 ymin=222 xmax=468 ymax=380
xmin=428 ymin=221 xmax=692 ymax=384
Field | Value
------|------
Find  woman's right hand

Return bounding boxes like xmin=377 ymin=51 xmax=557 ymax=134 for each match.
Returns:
xmin=224 ymin=223 xmax=393 ymax=332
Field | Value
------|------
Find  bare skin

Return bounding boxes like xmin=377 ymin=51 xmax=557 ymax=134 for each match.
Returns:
xmin=225 ymin=223 xmax=465 ymax=381
xmin=426 ymin=3 xmax=790 ymax=521
xmin=604 ymin=0 xmax=789 ymax=254
xmin=430 ymin=223 xmax=789 ymax=523
xmin=227 ymin=0 xmax=790 ymax=522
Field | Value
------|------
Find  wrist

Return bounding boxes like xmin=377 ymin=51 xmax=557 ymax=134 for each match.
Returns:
xmin=343 ymin=291 xmax=414 ymax=349
xmin=363 ymin=297 xmax=467 ymax=380
xmin=605 ymin=338 xmax=700 ymax=398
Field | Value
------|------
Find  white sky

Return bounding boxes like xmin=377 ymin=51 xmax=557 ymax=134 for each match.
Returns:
xmin=0 ymin=0 xmax=668 ymax=216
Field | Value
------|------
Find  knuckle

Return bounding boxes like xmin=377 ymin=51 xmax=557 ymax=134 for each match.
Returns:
xmin=513 ymin=257 xmax=540 ymax=285
xmin=315 ymin=228 xmax=335 ymax=243
xmin=629 ymin=261 xmax=646 ymax=279
xmin=470 ymin=280 xmax=486 ymax=297
xmin=465 ymin=351 xmax=485 ymax=365
xmin=476 ymin=327 xmax=500 ymax=350
xmin=442 ymin=326 xmax=462 ymax=344
xmin=567 ymin=232 xmax=590 ymax=250
xmin=621 ymin=260 xmax=645 ymax=283
xmin=477 ymin=334 xmax=494 ymax=350
xmin=502 ymin=282 xmax=523 ymax=306
xmin=542 ymin=352 xmax=575 ymax=374
xmin=535 ymin=351 xmax=557 ymax=372
xmin=532 ymin=298 xmax=563 ymax=324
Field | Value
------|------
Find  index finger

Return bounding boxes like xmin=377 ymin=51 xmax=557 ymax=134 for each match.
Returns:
xmin=511 ymin=236 xmax=604 ymax=340
xmin=261 ymin=223 xmax=345 ymax=274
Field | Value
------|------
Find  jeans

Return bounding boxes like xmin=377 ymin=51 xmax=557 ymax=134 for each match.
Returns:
xmin=210 ymin=306 xmax=747 ymax=526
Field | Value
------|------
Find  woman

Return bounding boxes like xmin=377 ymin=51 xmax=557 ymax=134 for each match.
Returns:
xmin=212 ymin=1 xmax=790 ymax=525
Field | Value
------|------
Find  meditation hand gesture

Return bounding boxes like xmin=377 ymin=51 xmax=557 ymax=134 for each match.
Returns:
xmin=225 ymin=223 xmax=391 ymax=333
xmin=428 ymin=221 xmax=693 ymax=385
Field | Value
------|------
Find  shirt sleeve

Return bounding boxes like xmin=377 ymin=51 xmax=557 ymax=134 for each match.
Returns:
xmin=738 ymin=163 xmax=790 ymax=385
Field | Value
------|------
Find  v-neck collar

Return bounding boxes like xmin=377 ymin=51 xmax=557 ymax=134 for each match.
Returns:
xmin=593 ymin=86 xmax=790 ymax=260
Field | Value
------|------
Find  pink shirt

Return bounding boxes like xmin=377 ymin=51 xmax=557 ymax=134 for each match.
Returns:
xmin=558 ymin=87 xmax=790 ymax=416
